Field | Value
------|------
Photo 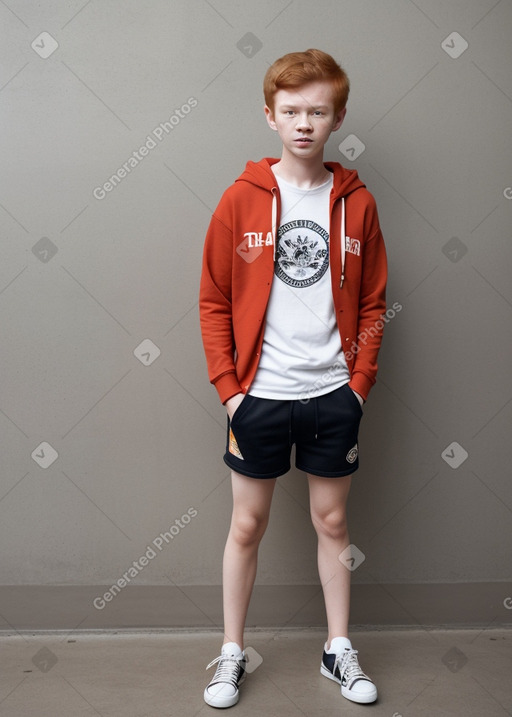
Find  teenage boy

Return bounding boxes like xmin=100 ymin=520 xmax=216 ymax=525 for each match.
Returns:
xmin=199 ymin=49 xmax=387 ymax=708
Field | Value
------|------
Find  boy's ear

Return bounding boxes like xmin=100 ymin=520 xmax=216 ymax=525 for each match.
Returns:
xmin=264 ymin=104 xmax=278 ymax=131
xmin=332 ymin=107 xmax=347 ymax=132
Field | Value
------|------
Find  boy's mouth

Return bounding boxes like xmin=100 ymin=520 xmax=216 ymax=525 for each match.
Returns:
xmin=295 ymin=138 xmax=313 ymax=143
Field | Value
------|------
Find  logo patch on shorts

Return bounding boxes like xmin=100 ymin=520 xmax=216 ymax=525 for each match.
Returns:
xmin=228 ymin=428 xmax=244 ymax=460
xmin=346 ymin=444 xmax=358 ymax=464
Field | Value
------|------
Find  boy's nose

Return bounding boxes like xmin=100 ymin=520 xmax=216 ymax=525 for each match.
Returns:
xmin=296 ymin=114 xmax=312 ymax=130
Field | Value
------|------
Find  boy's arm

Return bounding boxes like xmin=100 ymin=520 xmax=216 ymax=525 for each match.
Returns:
xmin=199 ymin=210 xmax=243 ymax=404
xmin=348 ymin=205 xmax=388 ymax=401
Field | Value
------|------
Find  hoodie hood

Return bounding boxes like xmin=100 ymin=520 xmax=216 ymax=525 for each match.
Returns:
xmin=235 ymin=157 xmax=366 ymax=198
xmin=235 ymin=157 xmax=366 ymax=287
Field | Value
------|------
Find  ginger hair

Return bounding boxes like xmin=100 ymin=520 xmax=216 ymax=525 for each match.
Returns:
xmin=264 ymin=49 xmax=349 ymax=113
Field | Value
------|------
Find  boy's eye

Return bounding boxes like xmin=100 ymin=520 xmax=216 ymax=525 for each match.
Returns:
xmin=283 ymin=110 xmax=324 ymax=116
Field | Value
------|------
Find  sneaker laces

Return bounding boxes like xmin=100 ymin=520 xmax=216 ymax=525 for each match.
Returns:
xmin=335 ymin=649 xmax=371 ymax=685
xmin=205 ymin=653 xmax=245 ymax=688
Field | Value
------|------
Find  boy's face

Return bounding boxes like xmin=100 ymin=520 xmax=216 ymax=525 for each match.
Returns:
xmin=265 ymin=80 xmax=346 ymax=161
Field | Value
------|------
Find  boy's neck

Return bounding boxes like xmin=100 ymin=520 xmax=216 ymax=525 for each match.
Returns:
xmin=271 ymin=152 xmax=331 ymax=189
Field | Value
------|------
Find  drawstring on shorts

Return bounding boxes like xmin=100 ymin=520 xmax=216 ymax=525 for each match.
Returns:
xmin=288 ymin=395 xmax=320 ymax=445
xmin=314 ymin=397 xmax=318 ymax=440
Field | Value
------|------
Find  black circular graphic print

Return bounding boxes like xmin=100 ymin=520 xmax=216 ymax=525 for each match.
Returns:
xmin=275 ymin=220 xmax=329 ymax=288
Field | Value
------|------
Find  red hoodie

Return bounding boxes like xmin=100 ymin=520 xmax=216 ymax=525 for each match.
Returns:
xmin=199 ymin=157 xmax=387 ymax=404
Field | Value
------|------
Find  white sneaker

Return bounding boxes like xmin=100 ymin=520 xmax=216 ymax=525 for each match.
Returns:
xmin=320 ymin=636 xmax=377 ymax=704
xmin=204 ymin=642 xmax=246 ymax=708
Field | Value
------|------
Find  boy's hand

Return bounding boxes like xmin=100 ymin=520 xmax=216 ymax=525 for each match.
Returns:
xmin=225 ymin=392 xmax=245 ymax=420
xmin=351 ymin=389 xmax=364 ymax=407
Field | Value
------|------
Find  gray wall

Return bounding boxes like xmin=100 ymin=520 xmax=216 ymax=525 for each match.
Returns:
xmin=1 ymin=0 xmax=511 ymax=626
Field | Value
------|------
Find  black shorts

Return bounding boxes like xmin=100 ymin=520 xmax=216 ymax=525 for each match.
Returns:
xmin=223 ymin=383 xmax=363 ymax=479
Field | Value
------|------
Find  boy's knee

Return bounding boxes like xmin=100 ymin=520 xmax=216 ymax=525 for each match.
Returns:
xmin=312 ymin=509 xmax=348 ymax=541
xmin=231 ymin=513 xmax=268 ymax=546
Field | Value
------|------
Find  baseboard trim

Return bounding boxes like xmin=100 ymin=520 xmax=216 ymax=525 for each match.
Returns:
xmin=1 ymin=583 xmax=511 ymax=632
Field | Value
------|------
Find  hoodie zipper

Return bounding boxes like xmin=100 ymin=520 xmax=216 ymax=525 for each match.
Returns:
xmin=271 ymin=187 xmax=277 ymax=261
xmin=340 ymin=196 xmax=346 ymax=289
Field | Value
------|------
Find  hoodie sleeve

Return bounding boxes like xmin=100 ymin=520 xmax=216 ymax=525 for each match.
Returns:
xmin=348 ymin=196 xmax=388 ymax=400
xmin=199 ymin=197 xmax=243 ymax=404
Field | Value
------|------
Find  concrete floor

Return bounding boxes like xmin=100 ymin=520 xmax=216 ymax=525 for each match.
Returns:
xmin=1 ymin=628 xmax=511 ymax=716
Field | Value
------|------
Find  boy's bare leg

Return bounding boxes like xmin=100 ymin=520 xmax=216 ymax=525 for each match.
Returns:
xmin=307 ymin=473 xmax=352 ymax=646
xmin=222 ymin=470 xmax=276 ymax=649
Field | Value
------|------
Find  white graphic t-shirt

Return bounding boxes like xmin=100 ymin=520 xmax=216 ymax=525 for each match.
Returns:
xmin=249 ymin=172 xmax=350 ymax=400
